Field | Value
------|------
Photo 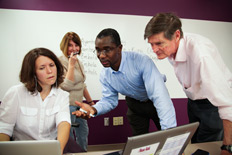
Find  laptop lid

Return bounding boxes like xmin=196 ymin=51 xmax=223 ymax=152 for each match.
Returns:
xmin=0 ymin=140 xmax=62 ymax=155
xmin=105 ymin=122 xmax=199 ymax=155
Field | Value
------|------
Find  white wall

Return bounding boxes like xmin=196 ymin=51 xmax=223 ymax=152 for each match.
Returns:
xmin=0 ymin=9 xmax=232 ymax=100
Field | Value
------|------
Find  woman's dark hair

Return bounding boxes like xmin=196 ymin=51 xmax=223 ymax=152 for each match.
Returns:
xmin=20 ymin=48 xmax=64 ymax=94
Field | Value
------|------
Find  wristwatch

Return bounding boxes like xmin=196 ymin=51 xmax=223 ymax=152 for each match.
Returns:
xmin=221 ymin=144 xmax=232 ymax=153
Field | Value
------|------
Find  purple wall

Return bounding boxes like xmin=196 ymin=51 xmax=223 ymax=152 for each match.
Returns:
xmin=0 ymin=0 xmax=232 ymax=22
xmin=87 ymin=98 xmax=188 ymax=145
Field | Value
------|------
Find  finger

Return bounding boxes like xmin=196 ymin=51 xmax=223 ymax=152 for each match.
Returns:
xmin=87 ymin=115 xmax=91 ymax=119
xmin=82 ymin=112 xmax=91 ymax=119
xmin=73 ymin=51 xmax=79 ymax=57
xmin=89 ymin=102 xmax=95 ymax=106
xmin=72 ymin=110 xmax=87 ymax=119
xmin=75 ymin=101 xmax=82 ymax=107
xmin=72 ymin=111 xmax=80 ymax=116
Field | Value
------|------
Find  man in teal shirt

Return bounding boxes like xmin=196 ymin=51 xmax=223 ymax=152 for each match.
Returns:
xmin=73 ymin=28 xmax=176 ymax=135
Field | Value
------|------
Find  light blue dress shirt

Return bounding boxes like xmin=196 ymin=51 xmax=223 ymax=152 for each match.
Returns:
xmin=93 ymin=51 xmax=177 ymax=130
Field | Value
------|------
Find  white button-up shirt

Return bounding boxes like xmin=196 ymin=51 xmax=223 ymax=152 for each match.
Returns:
xmin=0 ymin=84 xmax=71 ymax=140
xmin=168 ymin=33 xmax=232 ymax=121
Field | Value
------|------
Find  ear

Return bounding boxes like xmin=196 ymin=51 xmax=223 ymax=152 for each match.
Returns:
xmin=175 ymin=30 xmax=181 ymax=42
xmin=118 ymin=44 xmax=123 ymax=50
xmin=117 ymin=44 xmax=123 ymax=54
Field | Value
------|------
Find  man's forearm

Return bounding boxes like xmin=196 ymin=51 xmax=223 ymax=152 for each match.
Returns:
xmin=0 ymin=133 xmax=10 ymax=141
xmin=223 ymin=119 xmax=232 ymax=145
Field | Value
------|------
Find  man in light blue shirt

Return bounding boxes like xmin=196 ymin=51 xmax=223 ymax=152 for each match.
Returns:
xmin=73 ymin=28 xmax=176 ymax=136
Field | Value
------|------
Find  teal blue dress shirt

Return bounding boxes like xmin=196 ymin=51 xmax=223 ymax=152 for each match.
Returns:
xmin=93 ymin=51 xmax=177 ymax=130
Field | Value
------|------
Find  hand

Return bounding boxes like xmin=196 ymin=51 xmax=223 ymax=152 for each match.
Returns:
xmin=68 ymin=52 xmax=77 ymax=67
xmin=72 ymin=101 xmax=96 ymax=119
xmin=221 ymin=150 xmax=232 ymax=155
xmin=89 ymin=101 xmax=95 ymax=106
xmin=221 ymin=120 xmax=232 ymax=155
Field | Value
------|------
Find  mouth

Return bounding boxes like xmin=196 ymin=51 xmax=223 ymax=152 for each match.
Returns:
xmin=155 ymin=52 xmax=163 ymax=57
xmin=47 ymin=76 xmax=55 ymax=80
xmin=100 ymin=60 xmax=109 ymax=66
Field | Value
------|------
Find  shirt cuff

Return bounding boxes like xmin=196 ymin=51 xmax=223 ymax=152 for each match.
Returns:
xmin=219 ymin=106 xmax=232 ymax=122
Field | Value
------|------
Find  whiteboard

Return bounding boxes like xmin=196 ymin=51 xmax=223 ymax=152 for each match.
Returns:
xmin=0 ymin=9 xmax=232 ymax=100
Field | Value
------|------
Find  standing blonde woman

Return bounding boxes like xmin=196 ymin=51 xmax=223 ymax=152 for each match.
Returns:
xmin=59 ymin=32 xmax=94 ymax=152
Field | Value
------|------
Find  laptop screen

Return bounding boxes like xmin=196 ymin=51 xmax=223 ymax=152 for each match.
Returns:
xmin=105 ymin=122 xmax=199 ymax=155
xmin=0 ymin=140 xmax=61 ymax=155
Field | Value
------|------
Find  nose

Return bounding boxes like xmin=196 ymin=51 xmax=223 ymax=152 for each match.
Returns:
xmin=46 ymin=67 xmax=52 ymax=73
xmin=73 ymin=46 xmax=77 ymax=51
xmin=152 ymin=45 xmax=159 ymax=53
xmin=98 ymin=51 xmax=106 ymax=59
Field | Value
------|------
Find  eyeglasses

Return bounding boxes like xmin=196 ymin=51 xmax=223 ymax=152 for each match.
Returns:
xmin=93 ymin=47 xmax=117 ymax=56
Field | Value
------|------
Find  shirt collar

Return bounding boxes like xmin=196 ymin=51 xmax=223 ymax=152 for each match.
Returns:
xmin=30 ymin=86 xmax=57 ymax=97
xmin=111 ymin=51 xmax=126 ymax=74
xmin=49 ymin=87 xmax=57 ymax=96
xmin=169 ymin=38 xmax=187 ymax=63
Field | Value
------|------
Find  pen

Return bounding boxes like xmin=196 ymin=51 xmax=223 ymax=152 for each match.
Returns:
xmin=68 ymin=52 xmax=79 ymax=58
xmin=79 ymin=108 xmax=95 ymax=117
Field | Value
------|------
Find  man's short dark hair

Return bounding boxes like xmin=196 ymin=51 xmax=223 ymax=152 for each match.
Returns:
xmin=144 ymin=12 xmax=183 ymax=40
xmin=96 ymin=28 xmax=121 ymax=46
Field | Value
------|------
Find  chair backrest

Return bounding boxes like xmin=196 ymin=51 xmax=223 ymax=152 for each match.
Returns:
xmin=63 ymin=136 xmax=84 ymax=153
xmin=63 ymin=122 xmax=84 ymax=153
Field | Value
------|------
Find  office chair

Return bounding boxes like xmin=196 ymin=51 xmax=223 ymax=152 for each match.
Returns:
xmin=63 ymin=123 xmax=85 ymax=153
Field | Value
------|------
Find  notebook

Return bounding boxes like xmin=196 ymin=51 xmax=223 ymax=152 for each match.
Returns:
xmin=0 ymin=139 xmax=61 ymax=155
xmin=105 ymin=122 xmax=199 ymax=155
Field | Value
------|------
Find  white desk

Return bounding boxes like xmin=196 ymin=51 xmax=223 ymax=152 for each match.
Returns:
xmin=65 ymin=141 xmax=222 ymax=155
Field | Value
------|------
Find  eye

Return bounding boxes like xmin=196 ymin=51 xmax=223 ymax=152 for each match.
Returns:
xmin=95 ymin=49 xmax=101 ymax=53
xmin=50 ymin=63 xmax=55 ymax=67
xmin=39 ymin=66 xmax=45 ymax=70
xmin=156 ymin=42 xmax=162 ymax=46
xmin=103 ymin=48 xmax=111 ymax=53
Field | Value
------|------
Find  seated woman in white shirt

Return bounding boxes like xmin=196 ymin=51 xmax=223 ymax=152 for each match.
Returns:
xmin=0 ymin=48 xmax=71 ymax=154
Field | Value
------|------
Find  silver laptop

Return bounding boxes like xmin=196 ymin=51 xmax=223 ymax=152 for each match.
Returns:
xmin=105 ymin=122 xmax=199 ymax=155
xmin=0 ymin=140 xmax=61 ymax=155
